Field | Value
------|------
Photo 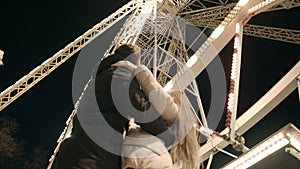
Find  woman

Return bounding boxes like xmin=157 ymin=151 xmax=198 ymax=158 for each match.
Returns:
xmin=114 ymin=61 xmax=201 ymax=169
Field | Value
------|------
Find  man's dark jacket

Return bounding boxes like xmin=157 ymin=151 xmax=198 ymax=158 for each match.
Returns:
xmin=51 ymin=54 xmax=173 ymax=169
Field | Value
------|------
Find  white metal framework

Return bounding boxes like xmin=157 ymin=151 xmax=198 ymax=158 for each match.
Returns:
xmin=0 ymin=0 xmax=299 ymax=168
xmin=222 ymin=123 xmax=300 ymax=169
xmin=0 ymin=50 xmax=4 ymax=66
xmin=0 ymin=0 xmax=138 ymax=111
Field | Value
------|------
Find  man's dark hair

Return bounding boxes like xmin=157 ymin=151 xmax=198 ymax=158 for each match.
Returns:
xmin=114 ymin=44 xmax=141 ymax=65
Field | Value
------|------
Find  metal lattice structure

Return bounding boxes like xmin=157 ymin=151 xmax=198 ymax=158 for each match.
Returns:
xmin=0 ymin=0 xmax=299 ymax=168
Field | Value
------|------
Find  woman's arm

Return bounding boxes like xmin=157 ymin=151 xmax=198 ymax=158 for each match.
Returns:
xmin=134 ymin=65 xmax=181 ymax=125
xmin=113 ymin=61 xmax=181 ymax=125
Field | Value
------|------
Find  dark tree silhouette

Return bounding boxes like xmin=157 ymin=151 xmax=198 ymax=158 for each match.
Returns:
xmin=0 ymin=117 xmax=24 ymax=168
xmin=24 ymin=147 xmax=48 ymax=169
xmin=0 ymin=117 xmax=48 ymax=169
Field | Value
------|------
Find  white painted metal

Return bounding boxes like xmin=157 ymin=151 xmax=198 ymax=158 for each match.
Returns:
xmin=198 ymin=61 xmax=300 ymax=163
xmin=1 ymin=0 xmax=299 ymax=112
xmin=0 ymin=0 xmax=298 ymax=168
xmin=228 ymin=23 xmax=243 ymax=141
xmin=0 ymin=0 xmax=138 ymax=111
xmin=0 ymin=49 xmax=4 ymax=66
xmin=186 ymin=1 xmax=300 ymax=45
xmin=298 ymin=75 xmax=300 ymax=101
xmin=103 ymin=0 xmax=156 ymax=53
xmin=166 ymin=0 xmax=286 ymax=91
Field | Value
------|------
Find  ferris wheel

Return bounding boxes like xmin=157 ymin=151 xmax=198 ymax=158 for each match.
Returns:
xmin=0 ymin=0 xmax=299 ymax=168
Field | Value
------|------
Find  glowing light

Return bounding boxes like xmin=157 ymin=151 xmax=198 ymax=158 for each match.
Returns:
xmin=0 ymin=49 xmax=4 ymax=66
xmin=223 ymin=137 xmax=289 ymax=169
xmin=211 ymin=25 xmax=225 ymax=39
xmin=164 ymin=80 xmax=174 ymax=91
xmin=248 ymin=0 xmax=276 ymax=13
xmin=235 ymin=23 xmax=240 ymax=33
xmin=186 ymin=55 xmax=198 ymax=68
xmin=237 ymin=0 xmax=249 ymax=6
xmin=231 ymin=74 xmax=236 ymax=80
xmin=290 ymin=138 xmax=300 ymax=152
xmin=234 ymin=39 xmax=239 ymax=49
xmin=225 ymin=22 xmax=242 ymax=128
xmin=65 ymin=132 xmax=72 ymax=139
xmin=222 ymin=128 xmax=297 ymax=169
xmin=227 ymin=104 xmax=234 ymax=110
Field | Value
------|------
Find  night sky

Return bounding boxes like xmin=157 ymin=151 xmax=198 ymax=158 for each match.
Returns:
xmin=0 ymin=0 xmax=299 ymax=168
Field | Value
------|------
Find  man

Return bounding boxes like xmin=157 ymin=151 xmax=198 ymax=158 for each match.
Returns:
xmin=51 ymin=44 xmax=174 ymax=169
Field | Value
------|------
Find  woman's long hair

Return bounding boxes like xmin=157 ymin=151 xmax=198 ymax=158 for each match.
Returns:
xmin=169 ymin=93 xmax=201 ymax=169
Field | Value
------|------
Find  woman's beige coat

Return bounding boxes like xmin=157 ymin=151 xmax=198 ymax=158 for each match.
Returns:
xmin=122 ymin=65 xmax=182 ymax=169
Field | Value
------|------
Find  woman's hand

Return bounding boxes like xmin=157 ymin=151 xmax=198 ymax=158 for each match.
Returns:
xmin=112 ymin=60 xmax=138 ymax=72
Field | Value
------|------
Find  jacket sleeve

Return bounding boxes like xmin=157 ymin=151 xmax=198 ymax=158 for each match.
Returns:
xmin=134 ymin=65 xmax=180 ymax=125
xmin=110 ymin=66 xmax=173 ymax=139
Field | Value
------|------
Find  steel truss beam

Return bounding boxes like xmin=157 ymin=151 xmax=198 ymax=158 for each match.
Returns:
xmin=0 ymin=1 xmax=297 ymax=168
xmin=184 ymin=0 xmax=300 ymax=45
xmin=199 ymin=61 xmax=300 ymax=163
xmin=167 ymin=0 xmax=287 ymax=92
xmin=165 ymin=0 xmax=299 ymax=164
xmin=2 ymin=0 xmax=298 ymax=110
xmin=243 ymin=24 xmax=300 ymax=45
xmin=190 ymin=19 xmax=300 ymax=45
xmin=268 ymin=0 xmax=300 ymax=11
xmin=0 ymin=0 xmax=138 ymax=111
xmin=103 ymin=0 xmax=156 ymax=56
xmin=298 ymin=75 xmax=300 ymax=101
xmin=179 ymin=0 xmax=229 ymax=12
xmin=181 ymin=0 xmax=300 ymax=16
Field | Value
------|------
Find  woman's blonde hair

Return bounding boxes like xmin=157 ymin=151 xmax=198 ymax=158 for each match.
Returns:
xmin=169 ymin=93 xmax=201 ymax=169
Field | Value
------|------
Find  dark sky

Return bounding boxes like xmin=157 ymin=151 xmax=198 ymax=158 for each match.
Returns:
xmin=0 ymin=0 xmax=299 ymax=168
xmin=0 ymin=0 xmax=130 ymax=158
